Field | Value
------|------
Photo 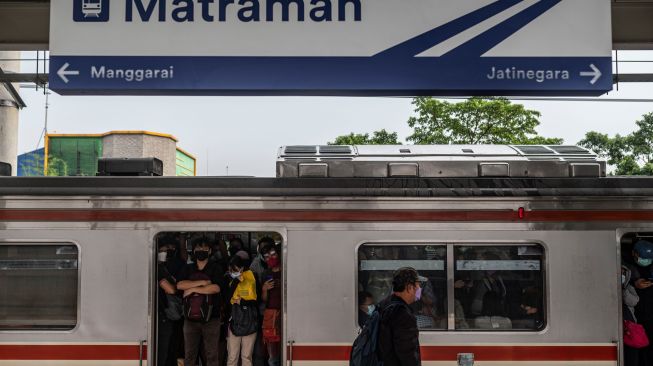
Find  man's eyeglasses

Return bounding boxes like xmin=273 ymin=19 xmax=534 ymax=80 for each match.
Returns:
xmin=263 ymin=250 xmax=277 ymax=259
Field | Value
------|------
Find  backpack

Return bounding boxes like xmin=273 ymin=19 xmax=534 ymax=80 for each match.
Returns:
xmin=230 ymin=302 xmax=259 ymax=337
xmin=164 ymin=294 xmax=183 ymax=321
xmin=183 ymin=270 xmax=214 ymax=323
xmin=350 ymin=303 xmax=401 ymax=366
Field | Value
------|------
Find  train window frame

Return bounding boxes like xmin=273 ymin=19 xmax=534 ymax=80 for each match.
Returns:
xmin=355 ymin=241 xmax=548 ymax=333
xmin=0 ymin=240 xmax=82 ymax=333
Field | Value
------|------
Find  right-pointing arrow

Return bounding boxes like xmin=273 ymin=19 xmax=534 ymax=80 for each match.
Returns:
xmin=57 ymin=62 xmax=80 ymax=84
xmin=580 ymin=64 xmax=602 ymax=85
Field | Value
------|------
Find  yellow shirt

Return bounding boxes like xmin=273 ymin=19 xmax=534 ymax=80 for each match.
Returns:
xmin=231 ymin=270 xmax=257 ymax=304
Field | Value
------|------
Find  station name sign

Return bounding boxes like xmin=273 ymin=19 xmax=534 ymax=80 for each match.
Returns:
xmin=49 ymin=0 xmax=613 ymax=96
xmin=122 ymin=0 xmax=362 ymax=23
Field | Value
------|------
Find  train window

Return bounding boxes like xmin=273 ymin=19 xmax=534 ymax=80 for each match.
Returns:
xmin=0 ymin=244 xmax=79 ymax=330
xmin=358 ymin=244 xmax=448 ymax=330
xmin=454 ymin=245 xmax=545 ymax=331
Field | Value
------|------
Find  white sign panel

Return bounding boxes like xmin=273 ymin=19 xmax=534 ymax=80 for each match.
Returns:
xmin=49 ymin=0 xmax=613 ymax=95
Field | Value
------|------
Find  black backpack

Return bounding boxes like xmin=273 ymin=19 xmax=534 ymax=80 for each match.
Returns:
xmin=230 ymin=302 xmax=259 ymax=336
xmin=350 ymin=303 xmax=401 ymax=366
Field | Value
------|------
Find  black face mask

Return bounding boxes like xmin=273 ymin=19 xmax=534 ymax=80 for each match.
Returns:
xmin=194 ymin=250 xmax=210 ymax=261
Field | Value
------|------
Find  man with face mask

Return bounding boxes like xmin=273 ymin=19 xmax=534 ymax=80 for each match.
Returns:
xmin=377 ymin=267 xmax=426 ymax=366
xmin=177 ymin=236 xmax=226 ymax=366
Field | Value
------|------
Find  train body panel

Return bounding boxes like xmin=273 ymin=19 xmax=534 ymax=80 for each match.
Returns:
xmin=0 ymin=176 xmax=651 ymax=365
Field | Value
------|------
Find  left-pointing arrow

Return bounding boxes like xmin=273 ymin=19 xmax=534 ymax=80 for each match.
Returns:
xmin=57 ymin=63 xmax=80 ymax=84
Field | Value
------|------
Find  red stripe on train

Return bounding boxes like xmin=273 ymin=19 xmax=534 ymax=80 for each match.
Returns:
xmin=0 ymin=209 xmax=652 ymax=222
xmin=0 ymin=344 xmax=145 ymax=360
xmin=291 ymin=345 xmax=618 ymax=362
xmin=0 ymin=344 xmax=617 ymax=362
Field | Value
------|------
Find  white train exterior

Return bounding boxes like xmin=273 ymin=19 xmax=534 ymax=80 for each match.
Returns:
xmin=0 ymin=145 xmax=651 ymax=366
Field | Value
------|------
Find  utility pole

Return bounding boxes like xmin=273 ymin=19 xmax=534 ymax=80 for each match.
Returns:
xmin=0 ymin=51 xmax=20 ymax=175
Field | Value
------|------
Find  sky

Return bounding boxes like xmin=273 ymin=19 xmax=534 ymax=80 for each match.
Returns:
xmin=13 ymin=51 xmax=653 ymax=177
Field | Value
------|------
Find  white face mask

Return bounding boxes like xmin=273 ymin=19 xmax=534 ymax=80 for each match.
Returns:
xmin=622 ymin=274 xmax=627 ymax=285
xmin=230 ymin=271 xmax=242 ymax=279
xmin=157 ymin=251 xmax=167 ymax=262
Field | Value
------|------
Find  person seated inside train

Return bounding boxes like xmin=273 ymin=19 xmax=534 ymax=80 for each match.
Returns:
xmin=358 ymin=291 xmax=375 ymax=328
xmin=474 ymin=291 xmax=512 ymax=330
xmin=177 ymin=236 xmax=226 ymax=366
xmin=511 ymin=287 xmax=544 ymax=330
xmin=470 ymin=253 xmax=507 ymax=316
xmin=414 ymin=282 xmax=438 ymax=329
xmin=261 ymin=245 xmax=282 ymax=366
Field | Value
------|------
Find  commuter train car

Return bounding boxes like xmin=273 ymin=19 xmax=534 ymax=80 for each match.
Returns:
xmin=1 ymin=145 xmax=652 ymax=366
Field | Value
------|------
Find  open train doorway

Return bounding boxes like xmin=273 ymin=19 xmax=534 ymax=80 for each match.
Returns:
xmin=153 ymin=231 xmax=283 ymax=366
xmin=620 ymin=232 xmax=653 ymax=366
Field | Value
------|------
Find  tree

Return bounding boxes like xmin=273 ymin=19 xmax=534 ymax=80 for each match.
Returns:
xmin=578 ymin=112 xmax=653 ymax=176
xmin=329 ymin=129 xmax=400 ymax=145
xmin=406 ymin=97 xmax=563 ymax=145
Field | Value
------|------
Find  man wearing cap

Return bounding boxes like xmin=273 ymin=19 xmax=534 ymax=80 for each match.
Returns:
xmin=377 ymin=267 xmax=426 ymax=366
xmin=627 ymin=240 xmax=653 ymax=364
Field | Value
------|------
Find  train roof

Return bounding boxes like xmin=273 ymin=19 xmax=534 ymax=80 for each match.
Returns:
xmin=0 ymin=176 xmax=651 ymax=197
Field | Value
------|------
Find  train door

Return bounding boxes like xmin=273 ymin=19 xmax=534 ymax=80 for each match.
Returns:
xmin=0 ymin=228 xmax=151 ymax=365
xmin=153 ymin=231 xmax=283 ymax=366
xmin=620 ymin=231 xmax=653 ymax=366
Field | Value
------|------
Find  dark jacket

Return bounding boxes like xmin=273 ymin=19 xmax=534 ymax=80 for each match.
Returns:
xmin=378 ymin=295 xmax=421 ymax=366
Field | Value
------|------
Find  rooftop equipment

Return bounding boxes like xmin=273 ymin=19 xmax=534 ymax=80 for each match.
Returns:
xmin=97 ymin=157 xmax=163 ymax=176
xmin=0 ymin=162 xmax=11 ymax=176
xmin=276 ymin=145 xmax=606 ymax=178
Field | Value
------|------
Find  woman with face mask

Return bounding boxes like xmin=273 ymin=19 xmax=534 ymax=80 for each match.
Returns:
xmin=622 ymin=265 xmax=641 ymax=366
xmin=226 ymin=255 xmax=258 ymax=366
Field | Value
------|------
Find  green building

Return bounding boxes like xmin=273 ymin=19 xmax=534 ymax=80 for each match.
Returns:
xmin=41 ymin=131 xmax=196 ymax=176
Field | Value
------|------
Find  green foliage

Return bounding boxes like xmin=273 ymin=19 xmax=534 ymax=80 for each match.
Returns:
xmin=578 ymin=112 xmax=653 ymax=176
xmin=46 ymin=157 xmax=69 ymax=176
xmin=406 ymin=97 xmax=562 ymax=145
xmin=329 ymin=129 xmax=401 ymax=145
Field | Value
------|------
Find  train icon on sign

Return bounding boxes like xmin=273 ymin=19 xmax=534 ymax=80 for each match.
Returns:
xmin=73 ymin=0 xmax=109 ymax=22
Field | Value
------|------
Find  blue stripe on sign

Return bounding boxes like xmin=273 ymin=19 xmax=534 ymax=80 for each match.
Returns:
xmin=374 ymin=0 xmax=523 ymax=59
xmin=443 ymin=0 xmax=563 ymax=58
xmin=49 ymin=55 xmax=612 ymax=96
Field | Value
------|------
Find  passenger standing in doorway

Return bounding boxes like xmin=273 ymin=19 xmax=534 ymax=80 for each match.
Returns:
xmin=157 ymin=242 xmax=180 ymax=366
xmin=627 ymin=240 xmax=653 ymax=366
xmin=226 ymin=255 xmax=259 ymax=366
xmin=159 ymin=235 xmax=186 ymax=366
xmin=251 ymin=237 xmax=274 ymax=285
xmin=249 ymin=237 xmax=274 ymax=366
xmin=261 ymin=245 xmax=282 ymax=366
xmin=177 ymin=237 xmax=225 ymax=366
xmin=622 ymin=265 xmax=641 ymax=366
xmin=378 ymin=267 xmax=426 ymax=366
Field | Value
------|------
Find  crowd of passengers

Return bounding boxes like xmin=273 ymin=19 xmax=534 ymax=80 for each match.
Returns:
xmin=358 ymin=248 xmax=543 ymax=331
xmin=156 ymin=234 xmax=281 ymax=366
xmin=622 ymin=239 xmax=653 ymax=366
